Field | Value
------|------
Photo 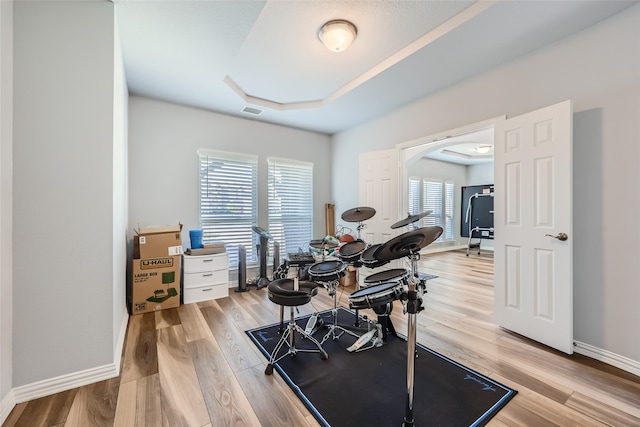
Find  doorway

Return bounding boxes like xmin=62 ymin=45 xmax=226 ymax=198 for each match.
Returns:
xmin=396 ymin=101 xmax=574 ymax=355
xmin=398 ymin=118 xmax=499 ymax=255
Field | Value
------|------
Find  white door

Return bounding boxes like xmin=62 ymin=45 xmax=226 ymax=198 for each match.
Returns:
xmin=494 ymin=100 xmax=573 ymax=354
xmin=358 ymin=150 xmax=400 ymax=276
xmin=358 ymin=149 xmax=399 ymax=245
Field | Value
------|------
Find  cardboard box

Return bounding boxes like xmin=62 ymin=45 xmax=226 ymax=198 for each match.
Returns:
xmin=134 ymin=224 xmax=183 ymax=259
xmin=339 ymin=266 xmax=357 ymax=288
xmin=131 ymin=255 xmax=181 ymax=314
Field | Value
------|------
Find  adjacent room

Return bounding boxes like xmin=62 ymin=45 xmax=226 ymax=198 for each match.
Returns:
xmin=1 ymin=1 xmax=639 ymax=426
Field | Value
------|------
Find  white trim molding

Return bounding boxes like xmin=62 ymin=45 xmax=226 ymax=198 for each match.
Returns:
xmin=574 ymin=340 xmax=640 ymax=377
xmin=12 ymin=312 xmax=129 ymax=404
xmin=0 ymin=389 xmax=16 ymax=425
xmin=12 ymin=362 xmax=120 ymax=404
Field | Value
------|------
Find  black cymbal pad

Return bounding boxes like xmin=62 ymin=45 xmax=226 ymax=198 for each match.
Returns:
xmin=375 ymin=226 xmax=443 ymax=262
xmin=341 ymin=206 xmax=376 ymax=222
xmin=390 ymin=210 xmax=433 ymax=229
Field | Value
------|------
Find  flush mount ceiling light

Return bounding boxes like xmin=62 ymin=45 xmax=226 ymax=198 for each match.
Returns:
xmin=474 ymin=145 xmax=493 ymax=154
xmin=318 ymin=20 xmax=357 ymax=52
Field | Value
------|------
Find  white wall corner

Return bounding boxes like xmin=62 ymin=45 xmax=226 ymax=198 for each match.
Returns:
xmin=574 ymin=340 xmax=640 ymax=378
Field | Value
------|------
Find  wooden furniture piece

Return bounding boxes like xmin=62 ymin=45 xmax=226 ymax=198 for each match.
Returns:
xmin=325 ymin=203 xmax=335 ymax=236
xmin=183 ymin=252 xmax=229 ymax=304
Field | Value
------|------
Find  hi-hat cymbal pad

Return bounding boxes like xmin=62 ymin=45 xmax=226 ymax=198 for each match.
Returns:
xmin=309 ymin=239 xmax=339 ymax=249
xmin=390 ymin=210 xmax=433 ymax=229
xmin=375 ymin=226 xmax=443 ymax=262
xmin=341 ymin=206 xmax=376 ymax=222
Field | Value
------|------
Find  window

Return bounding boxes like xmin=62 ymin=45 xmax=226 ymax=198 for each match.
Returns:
xmin=408 ymin=177 xmax=421 ymax=217
xmin=268 ymin=158 xmax=313 ymax=256
xmin=198 ymin=149 xmax=257 ymax=266
xmin=407 ymin=177 xmax=455 ymax=242
xmin=444 ymin=181 xmax=455 ymax=240
xmin=423 ymin=179 xmax=443 ymax=231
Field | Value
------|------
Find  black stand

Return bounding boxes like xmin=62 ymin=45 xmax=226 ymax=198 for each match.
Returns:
xmin=401 ymin=253 xmax=425 ymax=427
xmin=320 ymin=280 xmax=361 ymax=344
xmin=235 ymin=245 xmax=249 ymax=292
xmin=252 ymin=226 xmax=273 ymax=290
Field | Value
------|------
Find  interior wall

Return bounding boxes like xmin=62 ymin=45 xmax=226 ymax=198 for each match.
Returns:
xmin=128 ymin=96 xmax=333 ymax=247
xmin=332 ymin=5 xmax=640 ymax=364
xmin=0 ymin=0 xmax=13 ymax=411
xmin=13 ymin=1 xmax=118 ymax=386
xmin=467 ymin=162 xmax=493 ymax=186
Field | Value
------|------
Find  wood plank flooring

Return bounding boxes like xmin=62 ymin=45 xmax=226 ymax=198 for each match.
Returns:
xmin=4 ymin=249 xmax=640 ymax=426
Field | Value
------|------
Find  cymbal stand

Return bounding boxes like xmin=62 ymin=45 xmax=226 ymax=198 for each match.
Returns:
xmin=355 ymin=221 xmax=365 ymax=240
xmin=401 ymin=250 xmax=426 ymax=427
xmin=303 ymin=240 xmax=331 ymax=337
xmin=320 ymin=279 xmax=361 ymax=345
xmin=351 ymin=222 xmax=366 ymax=327
xmin=350 ymin=257 xmax=363 ymax=327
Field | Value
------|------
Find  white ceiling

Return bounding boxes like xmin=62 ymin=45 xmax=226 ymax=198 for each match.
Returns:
xmin=115 ymin=0 xmax=637 ymax=139
xmin=423 ymin=127 xmax=495 ymax=166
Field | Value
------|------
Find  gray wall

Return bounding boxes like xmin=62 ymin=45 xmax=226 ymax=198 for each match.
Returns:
xmin=0 ymin=0 xmax=13 ymax=406
xmin=333 ymin=5 xmax=640 ymax=363
xmin=467 ymin=163 xmax=493 ymax=186
xmin=12 ymin=1 xmax=127 ymax=386
xmin=128 ymin=96 xmax=333 ymax=247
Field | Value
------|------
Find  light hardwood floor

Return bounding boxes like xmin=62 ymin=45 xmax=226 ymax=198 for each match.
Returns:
xmin=3 ymin=250 xmax=640 ymax=426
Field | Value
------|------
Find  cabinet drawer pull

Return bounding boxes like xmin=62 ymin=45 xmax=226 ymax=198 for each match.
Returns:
xmin=202 ymin=273 xmax=213 ymax=277
xmin=202 ymin=259 xmax=214 ymax=262
xmin=202 ymin=288 xmax=213 ymax=292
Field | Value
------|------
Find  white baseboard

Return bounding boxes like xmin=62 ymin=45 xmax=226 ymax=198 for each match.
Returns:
xmin=574 ymin=341 xmax=640 ymax=377
xmin=12 ymin=312 xmax=129 ymax=404
xmin=0 ymin=389 xmax=16 ymax=425
xmin=12 ymin=360 xmax=119 ymax=404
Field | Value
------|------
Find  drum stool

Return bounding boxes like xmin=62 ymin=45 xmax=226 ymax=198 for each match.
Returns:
xmin=265 ymin=278 xmax=328 ymax=375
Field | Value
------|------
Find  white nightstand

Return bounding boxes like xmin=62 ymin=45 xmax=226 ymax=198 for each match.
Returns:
xmin=183 ymin=252 xmax=229 ymax=304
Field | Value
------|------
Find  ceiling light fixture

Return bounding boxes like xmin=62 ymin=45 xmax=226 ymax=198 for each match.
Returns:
xmin=474 ymin=145 xmax=493 ymax=154
xmin=318 ymin=20 xmax=357 ymax=52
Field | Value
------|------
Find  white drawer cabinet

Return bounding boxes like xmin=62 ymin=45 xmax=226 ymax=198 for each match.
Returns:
xmin=183 ymin=252 xmax=229 ymax=304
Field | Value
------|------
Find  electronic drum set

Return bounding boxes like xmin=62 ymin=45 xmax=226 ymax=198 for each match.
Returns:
xmin=304 ymin=206 xmax=441 ymax=427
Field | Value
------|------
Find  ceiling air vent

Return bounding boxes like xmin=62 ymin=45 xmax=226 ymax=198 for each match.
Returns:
xmin=241 ymin=106 xmax=263 ymax=116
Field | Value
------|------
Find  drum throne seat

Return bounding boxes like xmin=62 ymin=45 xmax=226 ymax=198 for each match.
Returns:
xmin=264 ymin=278 xmax=328 ymax=375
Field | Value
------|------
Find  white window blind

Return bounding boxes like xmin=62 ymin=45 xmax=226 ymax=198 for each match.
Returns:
xmin=445 ymin=181 xmax=454 ymax=240
xmin=198 ymin=150 xmax=258 ymax=266
xmin=423 ymin=179 xmax=443 ymax=233
xmin=268 ymin=158 xmax=313 ymax=256
xmin=408 ymin=177 xmax=421 ymax=216
xmin=409 ymin=177 xmax=455 ymax=242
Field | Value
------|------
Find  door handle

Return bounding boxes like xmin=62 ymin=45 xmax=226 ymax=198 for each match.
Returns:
xmin=545 ymin=232 xmax=568 ymax=241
